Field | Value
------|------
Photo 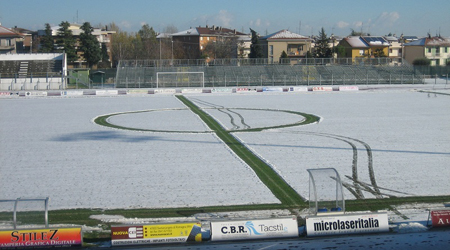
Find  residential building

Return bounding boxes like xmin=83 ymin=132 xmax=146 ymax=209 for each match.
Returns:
xmin=171 ymin=25 xmax=248 ymax=60
xmin=37 ymin=23 xmax=116 ymax=67
xmin=384 ymin=36 xmax=403 ymax=65
xmin=403 ymin=36 xmax=450 ymax=66
xmin=337 ymin=36 xmax=390 ymax=60
xmin=0 ymin=24 xmax=22 ymax=54
xmin=259 ymin=29 xmax=312 ymax=63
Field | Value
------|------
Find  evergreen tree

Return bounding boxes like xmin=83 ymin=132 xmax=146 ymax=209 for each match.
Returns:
xmin=137 ymin=24 xmax=158 ymax=59
xmin=280 ymin=50 xmax=288 ymax=63
xmin=315 ymin=27 xmax=331 ymax=58
xmin=80 ymin=22 xmax=102 ymax=67
xmin=56 ymin=21 xmax=77 ymax=63
xmin=249 ymin=28 xmax=263 ymax=59
xmin=39 ymin=23 xmax=54 ymax=53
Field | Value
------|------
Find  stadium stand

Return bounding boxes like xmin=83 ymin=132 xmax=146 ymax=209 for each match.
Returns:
xmin=0 ymin=53 xmax=66 ymax=90
xmin=115 ymin=59 xmax=424 ymax=88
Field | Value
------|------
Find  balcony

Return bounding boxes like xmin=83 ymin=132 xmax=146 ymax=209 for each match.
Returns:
xmin=0 ymin=45 xmax=15 ymax=51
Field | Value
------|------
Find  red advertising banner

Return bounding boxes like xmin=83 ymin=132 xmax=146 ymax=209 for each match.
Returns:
xmin=431 ymin=210 xmax=450 ymax=227
xmin=0 ymin=228 xmax=82 ymax=248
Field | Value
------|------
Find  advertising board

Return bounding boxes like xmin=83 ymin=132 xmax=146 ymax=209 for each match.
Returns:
xmin=63 ymin=91 xmax=83 ymax=96
xmin=430 ymin=210 xmax=450 ymax=227
xmin=339 ymin=86 xmax=359 ymax=91
xmin=262 ymin=87 xmax=283 ymax=92
xmin=306 ymin=213 xmax=389 ymax=236
xmin=0 ymin=227 xmax=82 ymax=248
xmin=181 ymin=89 xmax=202 ymax=94
xmin=289 ymin=87 xmax=308 ymax=92
xmin=211 ymin=88 xmax=234 ymax=93
xmin=111 ymin=222 xmax=202 ymax=246
xmin=312 ymin=86 xmax=333 ymax=91
xmin=210 ymin=217 xmax=298 ymax=241
xmin=154 ymin=89 xmax=177 ymax=94
xmin=96 ymin=90 xmax=118 ymax=96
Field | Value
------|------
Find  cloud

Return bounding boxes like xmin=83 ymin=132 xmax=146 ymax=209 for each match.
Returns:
xmin=216 ymin=10 xmax=233 ymax=27
xmin=374 ymin=11 xmax=400 ymax=27
xmin=119 ymin=20 xmax=132 ymax=29
xmin=336 ymin=21 xmax=349 ymax=29
xmin=190 ymin=10 xmax=234 ymax=28
xmin=353 ymin=21 xmax=363 ymax=28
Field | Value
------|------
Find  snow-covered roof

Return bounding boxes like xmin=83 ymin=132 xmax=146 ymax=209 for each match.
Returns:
xmin=171 ymin=28 xmax=199 ymax=36
xmin=404 ymin=37 xmax=450 ymax=46
xmin=262 ymin=29 xmax=309 ymax=40
xmin=344 ymin=36 xmax=368 ymax=47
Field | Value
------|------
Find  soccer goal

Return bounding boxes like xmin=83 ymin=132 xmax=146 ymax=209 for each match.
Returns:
xmin=156 ymin=72 xmax=205 ymax=88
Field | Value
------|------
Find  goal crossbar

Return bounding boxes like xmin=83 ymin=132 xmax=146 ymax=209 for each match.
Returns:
xmin=156 ymin=72 xmax=205 ymax=88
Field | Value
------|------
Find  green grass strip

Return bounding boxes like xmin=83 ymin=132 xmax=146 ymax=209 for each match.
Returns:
xmin=176 ymin=95 xmax=308 ymax=207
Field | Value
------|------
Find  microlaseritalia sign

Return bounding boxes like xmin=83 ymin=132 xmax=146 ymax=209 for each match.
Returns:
xmin=0 ymin=227 xmax=82 ymax=248
xmin=210 ymin=217 xmax=298 ymax=241
xmin=111 ymin=222 xmax=202 ymax=246
xmin=306 ymin=213 xmax=389 ymax=236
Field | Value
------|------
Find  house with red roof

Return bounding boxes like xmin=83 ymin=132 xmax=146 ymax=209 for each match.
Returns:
xmin=0 ymin=24 xmax=23 ymax=54
xmin=171 ymin=25 xmax=249 ymax=59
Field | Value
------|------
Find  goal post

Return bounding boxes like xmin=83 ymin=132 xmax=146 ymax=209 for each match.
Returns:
xmin=156 ymin=72 xmax=205 ymax=88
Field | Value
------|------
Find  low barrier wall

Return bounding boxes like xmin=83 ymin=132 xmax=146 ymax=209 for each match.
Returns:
xmin=0 ymin=86 xmax=358 ymax=98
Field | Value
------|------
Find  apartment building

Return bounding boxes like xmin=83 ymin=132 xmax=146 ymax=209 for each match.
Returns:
xmin=403 ymin=36 xmax=450 ymax=66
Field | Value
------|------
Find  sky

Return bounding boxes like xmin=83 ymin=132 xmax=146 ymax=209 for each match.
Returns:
xmin=1 ymin=0 xmax=449 ymax=37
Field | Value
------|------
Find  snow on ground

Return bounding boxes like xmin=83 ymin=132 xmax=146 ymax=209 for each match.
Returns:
xmin=190 ymin=86 xmax=450 ymax=200
xmin=0 ymin=95 xmax=279 ymax=210
xmin=0 ymin=84 xmax=449 ymax=211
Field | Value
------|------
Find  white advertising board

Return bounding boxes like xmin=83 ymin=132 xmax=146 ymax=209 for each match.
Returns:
xmin=211 ymin=88 xmax=234 ymax=93
xmin=289 ymin=87 xmax=308 ymax=92
xmin=262 ymin=87 xmax=283 ymax=92
xmin=312 ymin=86 xmax=333 ymax=91
xmin=210 ymin=217 xmax=298 ymax=241
xmin=306 ymin=213 xmax=389 ymax=236
xmin=154 ymin=89 xmax=177 ymax=94
xmin=64 ymin=91 xmax=83 ymax=96
xmin=181 ymin=88 xmax=202 ymax=94
xmin=339 ymin=86 xmax=359 ymax=91
xmin=96 ymin=90 xmax=118 ymax=96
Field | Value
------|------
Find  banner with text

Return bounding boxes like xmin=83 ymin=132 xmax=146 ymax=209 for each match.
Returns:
xmin=306 ymin=213 xmax=389 ymax=236
xmin=0 ymin=227 xmax=82 ymax=249
xmin=111 ymin=222 xmax=202 ymax=246
xmin=431 ymin=210 xmax=450 ymax=227
xmin=210 ymin=217 xmax=298 ymax=241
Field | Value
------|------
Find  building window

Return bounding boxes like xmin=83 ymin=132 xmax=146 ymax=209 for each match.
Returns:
xmin=445 ymin=47 xmax=448 ymax=53
xmin=359 ymin=50 xmax=364 ymax=56
xmin=207 ymin=37 xmax=210 ymax=41
xmin=435 ymin=47 xmax=440 ymax=54
xmin=428 ymin=47 xmax=432 ymax=53
xmin=269 ymin=45 xmax=273 ymax=56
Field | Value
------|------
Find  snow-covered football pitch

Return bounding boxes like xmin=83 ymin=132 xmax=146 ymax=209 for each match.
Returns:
xmin=0 ymin=84 xmax=449 ymax=210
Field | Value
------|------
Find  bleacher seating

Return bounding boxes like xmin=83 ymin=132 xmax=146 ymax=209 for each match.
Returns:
xmin=115 ymin=59 xmax=424 ymax=88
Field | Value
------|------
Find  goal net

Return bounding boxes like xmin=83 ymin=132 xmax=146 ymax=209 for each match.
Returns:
xmin=156 ymin=72 xmax=204 ymax=88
